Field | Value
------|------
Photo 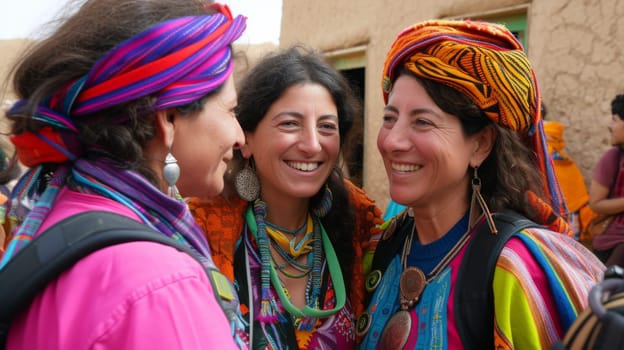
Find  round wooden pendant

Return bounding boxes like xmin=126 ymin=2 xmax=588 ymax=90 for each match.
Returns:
xmin=379 ymin=310 xmax=411 ymax=349
xmin=399 ymin=266 xmax=426 ymax=306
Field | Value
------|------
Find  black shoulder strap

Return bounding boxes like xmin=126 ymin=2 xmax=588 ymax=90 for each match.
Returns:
xmin=0 ymin=211 xmax=209 ymax=346
xmin=370 ymin=212 xmax=413 ymax=274
xmin=454 ymin=211 xmax=538 ymax=349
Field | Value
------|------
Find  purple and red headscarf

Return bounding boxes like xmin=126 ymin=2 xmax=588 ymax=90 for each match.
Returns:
xmin=11 ymin=3 xmax=246 ymax=167
xmin=2 ymin=4 xmax=246 ymax=267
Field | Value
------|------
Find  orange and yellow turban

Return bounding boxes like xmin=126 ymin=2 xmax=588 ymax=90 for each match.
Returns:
xmin=382 ymin=19 xmax=569 ymax=232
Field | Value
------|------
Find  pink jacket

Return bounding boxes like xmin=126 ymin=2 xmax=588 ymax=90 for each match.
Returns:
xmin=7 ymin=188 xmax=242 ymax=349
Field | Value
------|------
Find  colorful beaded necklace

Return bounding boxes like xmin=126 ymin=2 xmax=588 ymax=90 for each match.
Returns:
xmin=245 ymin=200 xmax=346 ymax=330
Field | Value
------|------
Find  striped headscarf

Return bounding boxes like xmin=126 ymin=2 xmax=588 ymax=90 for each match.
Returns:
xmin=1 ymin=5 xmax=247 ymax=267
xmin=382 ymin=19 xmax=569 ymax=233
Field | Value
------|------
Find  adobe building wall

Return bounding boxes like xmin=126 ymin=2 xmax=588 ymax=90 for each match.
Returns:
xmin=280 ymin=0 xmax=624 ymax=210
xmin=0 ymin=39 xmax=33 ymax=149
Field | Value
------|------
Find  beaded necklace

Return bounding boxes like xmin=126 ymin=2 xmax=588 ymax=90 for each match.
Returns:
xmin=245 ymin=202 xmax=346 ymax=329
xmin=266 ymin=214 xmax=316 ymax=278
xmin=266 ymin=214 xmax=315 ymax=258
xmin=270 ymin=246 xmax=313 ymax=279
xmin=266 ymin=219 xmax=308 ymax=236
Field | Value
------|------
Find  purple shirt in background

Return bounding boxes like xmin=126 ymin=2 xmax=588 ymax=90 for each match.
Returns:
xmin=592 ymin=147 xmax=624 ymax=250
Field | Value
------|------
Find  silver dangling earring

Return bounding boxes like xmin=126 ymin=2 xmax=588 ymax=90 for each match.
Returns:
xmin=163 ymin=152 xmax=180 ymax=198
xmin=469 ymin=166 xmax=497 ymax=233
xmin=235 ymin=159 xmax=260 ymax=202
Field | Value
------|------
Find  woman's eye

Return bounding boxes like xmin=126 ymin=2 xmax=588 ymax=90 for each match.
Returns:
xmin=280 ymin=120 xmax=298 ymax=127
xmin=320 ymin=123 xmax=338 ymax=130
xmin=382 ymin=115 xmax=396 ymax=123
xmin=414 ymin=118 xmax=432 ymax=126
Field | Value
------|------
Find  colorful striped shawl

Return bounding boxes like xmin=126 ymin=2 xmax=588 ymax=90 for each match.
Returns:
xmin=493 ymin=227 xmax=605 ymax=349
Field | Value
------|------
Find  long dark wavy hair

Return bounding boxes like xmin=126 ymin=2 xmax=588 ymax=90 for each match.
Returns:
xmin=233 ymin=46 xmax=362 ymax=287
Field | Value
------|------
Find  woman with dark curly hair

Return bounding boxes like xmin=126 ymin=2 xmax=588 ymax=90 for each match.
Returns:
xmin=189 ymin=46 xmax=383 ymax=349
xmin=358 ymin=20 xmax=604 ymax=349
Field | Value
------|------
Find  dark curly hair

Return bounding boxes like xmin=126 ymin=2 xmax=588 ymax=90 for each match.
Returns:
xmin=233 ymin=46 xmax=361 ymax=287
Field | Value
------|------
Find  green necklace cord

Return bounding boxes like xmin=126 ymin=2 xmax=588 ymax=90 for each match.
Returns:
xmin=245 ymin=207 xmax=346 ymax=318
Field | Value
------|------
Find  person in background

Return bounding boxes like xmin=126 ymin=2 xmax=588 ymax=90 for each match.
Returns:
xmin=542 ymin=102 xmax=597 ymax=243
xmin=589 ymin=94 xmax=624 ymax=267
xmin=0 ymin=0 xmax=248 ymax=348
xmin=189 ymin=46 xmax=383 ymax=349
xmin=359 ymin=20 xmax=604 ymax=349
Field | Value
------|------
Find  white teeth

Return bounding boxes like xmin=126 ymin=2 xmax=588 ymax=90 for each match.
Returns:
xmin=391 ymin=163 xmax=421 ymax=172
xmin=287 ymin=161 xmax=319 ymax=171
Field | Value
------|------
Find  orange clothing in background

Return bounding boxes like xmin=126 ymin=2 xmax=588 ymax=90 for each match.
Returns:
xmin=544 ymin=121 xmax=597 ymax=240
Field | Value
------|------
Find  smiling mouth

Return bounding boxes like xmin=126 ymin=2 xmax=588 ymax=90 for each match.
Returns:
xmin=287 ymin=161 xmax=320 ymax=172
xmin=391 ymin=163 xmax=422 ymax=172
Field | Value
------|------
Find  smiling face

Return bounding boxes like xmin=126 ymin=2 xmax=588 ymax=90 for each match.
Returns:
xmin=242 ymin=82 xmax=340 ymax=205
xmin=377 ymin=74 xmax=480 ymax=214
xmin=173 ymin=75 xmax=244 ymax=198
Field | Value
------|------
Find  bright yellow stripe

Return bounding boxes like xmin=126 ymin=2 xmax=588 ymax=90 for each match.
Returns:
xmin=493 ymin=264 xmax=547 ymax=349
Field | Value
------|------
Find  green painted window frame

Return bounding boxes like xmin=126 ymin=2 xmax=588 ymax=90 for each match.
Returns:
xmin=477 ymin=13 xmax=527 ymax=51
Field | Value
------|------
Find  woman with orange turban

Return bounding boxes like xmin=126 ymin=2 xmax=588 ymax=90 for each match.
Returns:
xmin=358 ymin=20 xmax=604 ymax=349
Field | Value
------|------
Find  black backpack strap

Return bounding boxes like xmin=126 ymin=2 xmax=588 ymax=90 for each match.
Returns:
xmin=364 ymin=212 xmax=413 ymax=306
xmin=370 ymin=212 xmax=413 ymax=275
xmin=0 ymin=211 xmax=231 ymax=347
xmin=454 ymin=211 xmax=539 ymax=349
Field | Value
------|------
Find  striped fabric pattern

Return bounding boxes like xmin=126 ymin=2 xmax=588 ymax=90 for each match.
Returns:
xmin=1 ymin=7 xmax=246 ymax=269
xmin=381 ymin=19 xmax=568 ymax=232
xmin=73 ymin=14 xmax=245 ymax=115
xmin=493 ymin=227 xmax=604 ymax=348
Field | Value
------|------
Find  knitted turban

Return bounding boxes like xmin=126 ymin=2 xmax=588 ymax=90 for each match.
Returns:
xmin=382 ymin=19 xmax=569 ymax=231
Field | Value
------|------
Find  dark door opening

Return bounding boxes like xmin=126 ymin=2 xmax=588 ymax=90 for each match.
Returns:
xmin=340 ymin=67 xmax=365 ymax=187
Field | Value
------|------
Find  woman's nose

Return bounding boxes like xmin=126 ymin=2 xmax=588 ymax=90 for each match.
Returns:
xmin=298 ymin=128 xmax=322 ymax=154
xmin=380 ymin=124 xmax=411 ymax=153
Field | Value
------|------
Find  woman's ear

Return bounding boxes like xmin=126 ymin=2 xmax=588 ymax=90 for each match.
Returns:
xmin=155 ymin=109 xmax=176 ymax=148
xmin=470 ymin=125 xmax=497 ymax=167
xmin=239 ymin=131 xmax=253 ymax=158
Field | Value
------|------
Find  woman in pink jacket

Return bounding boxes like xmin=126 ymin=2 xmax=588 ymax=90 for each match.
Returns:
xmin=0 ymin=0 xmax=248 ymax=348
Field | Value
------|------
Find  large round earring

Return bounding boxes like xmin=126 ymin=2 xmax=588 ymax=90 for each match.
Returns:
xmin=163 ymin=152 xmax=180 ymax=198
xmin=235 ymin=159 xmax=260 ymax=202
